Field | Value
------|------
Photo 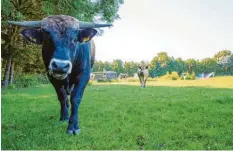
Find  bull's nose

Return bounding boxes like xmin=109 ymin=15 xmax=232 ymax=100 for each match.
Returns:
xmin=50 ymin=60 xmax=71 ymax=74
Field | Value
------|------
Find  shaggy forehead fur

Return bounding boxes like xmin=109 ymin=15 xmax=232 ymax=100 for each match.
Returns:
xmin=41 ymin=15 xmax=80 ymax=32
xmin=138 ymin=64 xmax=148 ymax=70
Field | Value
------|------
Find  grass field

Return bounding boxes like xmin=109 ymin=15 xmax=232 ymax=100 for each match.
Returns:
xmin=1 ymin=76 xmax=233 ymax=149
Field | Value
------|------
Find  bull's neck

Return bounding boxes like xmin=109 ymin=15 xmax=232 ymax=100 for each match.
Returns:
xmin=72 ymin=42 xmax=92 ymax=71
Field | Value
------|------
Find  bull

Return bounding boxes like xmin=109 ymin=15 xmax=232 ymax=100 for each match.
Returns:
xmin=137 ymin=64 xmax=149 ymax=88
xmin=8 ymin=15 xmax=112 ymax=135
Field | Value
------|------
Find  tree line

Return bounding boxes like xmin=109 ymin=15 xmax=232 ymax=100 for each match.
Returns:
xmin=92 ymin=50 xmax=233 ymax=77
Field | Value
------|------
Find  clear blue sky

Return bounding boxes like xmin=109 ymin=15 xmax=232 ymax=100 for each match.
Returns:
xmin=93 ymin=0 xmax=233 ymax=62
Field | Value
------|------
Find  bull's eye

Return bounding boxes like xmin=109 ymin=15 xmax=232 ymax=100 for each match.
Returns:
xmin=72 ymin=37 xmax=78 ymax=43
xmin=60 ymin=31 xmax=65 ymax=38
xmin=42 ymin=31 xmax=52 ymax=43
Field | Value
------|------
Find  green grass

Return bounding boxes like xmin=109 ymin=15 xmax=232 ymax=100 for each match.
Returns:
xmin=1 ymin=78 xmax=233 ymax=150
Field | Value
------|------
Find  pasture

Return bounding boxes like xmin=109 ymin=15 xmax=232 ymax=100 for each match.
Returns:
xmin=1 ymin=76 xmax=233 ymax=150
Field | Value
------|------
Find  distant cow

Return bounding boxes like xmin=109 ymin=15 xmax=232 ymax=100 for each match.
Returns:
xmin=137 ymin=64 xmax=149 ymax=87
xmin=8 ymin=15 xmax=111 ymax=135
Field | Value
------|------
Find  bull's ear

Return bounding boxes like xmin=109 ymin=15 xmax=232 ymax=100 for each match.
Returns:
xmin=78 ymin=28 xmax=97 ymax=43
xmin=20 ymin=28 xmax=43 ymax=45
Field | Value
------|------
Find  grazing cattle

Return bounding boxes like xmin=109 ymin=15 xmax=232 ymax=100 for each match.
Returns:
xmin=137 ymin=64 xmax=149 ymax=88
xmin=8 ymin=15 xmax=112 ymax=135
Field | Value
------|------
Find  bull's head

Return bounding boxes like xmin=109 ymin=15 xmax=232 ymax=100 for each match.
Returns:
xmin=8 ymin=15 xmax=112 ymax=80
xmin=138 ymin=64 xmax=149 ymax=75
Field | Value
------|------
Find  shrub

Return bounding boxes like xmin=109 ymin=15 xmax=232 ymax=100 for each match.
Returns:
xmin=96 ymin=79 xmax=112 ymax=83
xmin=191 ymin=72 xmax=196 ymax=80
xmin=171 ymin=72 xmax=179 ymax=80
xmin=87 ymin=81 xmax=93 ymax=86
xmin=181 ymin=72 xmax=196 ymax=80
xmin=12 ymin=74 xmax=49 ymax=88
xmin=172 ymin=77 xmax=177 ymax=80
xmin=159 ymin=71 xmax=179 ymax=80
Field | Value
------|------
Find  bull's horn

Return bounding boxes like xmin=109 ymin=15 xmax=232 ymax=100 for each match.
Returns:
xmin=79 ymin=21 xmax=112 ymax=29
xmin=7 ymin=21 xmax=42 ymax=27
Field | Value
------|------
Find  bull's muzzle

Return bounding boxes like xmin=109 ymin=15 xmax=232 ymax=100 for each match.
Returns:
xmin=49 ymin=58 xmax=72 ymax=80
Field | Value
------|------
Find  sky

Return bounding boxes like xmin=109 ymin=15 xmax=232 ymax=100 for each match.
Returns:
xmin=93 ymin=0 xmax=233 ymax=62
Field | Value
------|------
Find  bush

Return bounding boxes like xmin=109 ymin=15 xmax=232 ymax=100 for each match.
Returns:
xmin=181 ymin=72 xmax=195 ymax=80
xmin=87 ymin=81 xmax=93 ymax=86
xmin=13 ymin=74 xmax=49 ymax=88
xmin=96 ymin=79 xmax=112 ymax=83
xmin=159 ymin=71 xmax=179 ymax=80
xmin=191 ymin=72 xmax=196 ymax=80
xmin=172 ymin=76 xmax=178 ymax=80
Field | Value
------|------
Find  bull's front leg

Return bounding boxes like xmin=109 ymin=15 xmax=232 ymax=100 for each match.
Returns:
xmin=50 ymin=79 xmax=69 ymax=122
xmin=143 ymin=78 xmax=147 ymax=88
xmin=139 ymin=77 xmax=143 ymax=87
xmin=67 ymin=70 xmax=90 ymax=135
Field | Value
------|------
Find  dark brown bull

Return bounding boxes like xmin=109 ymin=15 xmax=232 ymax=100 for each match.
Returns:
xmin=8 ymin=15 xmax=111 ymax=135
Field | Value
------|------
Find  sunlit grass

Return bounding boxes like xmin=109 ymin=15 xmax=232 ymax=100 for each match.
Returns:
xmin=96 ymin=76 xmax=233 ymax=89
xmin=1 ymin=76 xmax=233 ymax=149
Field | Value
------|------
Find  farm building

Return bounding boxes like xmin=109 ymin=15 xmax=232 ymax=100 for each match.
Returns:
xmin=198 ymin=72 xmax=215 ymax=79
xmin=104 ymin=71 xmax=118 ymax=80
xmin=91 ymin=71 xmax=117 ymax=80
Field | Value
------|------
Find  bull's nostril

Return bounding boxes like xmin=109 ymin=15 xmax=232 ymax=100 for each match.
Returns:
xmin=52 ymin=62 xmax=57 ymax=69
xmin=64 ymin=64 xmax=69 ymax=69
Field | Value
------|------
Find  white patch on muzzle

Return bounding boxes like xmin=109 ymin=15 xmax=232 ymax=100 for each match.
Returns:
xmin=48 ymin=58 xmax=72 ymax=80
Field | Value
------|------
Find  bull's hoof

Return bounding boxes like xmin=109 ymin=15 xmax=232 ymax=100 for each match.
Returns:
xmin=67 ymin=130 xmax=74 ymax=135
xmin=67 ymin=129 xmax=81 ymax=135
xmin=73 ymin=129 xmax=81 ymax=135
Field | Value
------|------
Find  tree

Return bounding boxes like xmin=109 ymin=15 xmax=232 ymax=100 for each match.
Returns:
xmin=112 ymin=59 xmax=123 ymax=75
xmin=149 ymin=52 xmax=175 ymax=77
xmin=184 ymin=59 xmax=197 ymax=74
xmin=92 ymin=61 xmax=104 ymax=72
xmin=214 ymin=50 xmax=231 ymax=61
xmin=214 ymin=50 xmax=233 ymax=75
xmin=199 ymin=58 xmax=217 ymax=73
xmin=103 ymin=61 xmax=112 ymax=71
xmin=1 ymin=0 xmax=44 ymax=86
xmin=174 ymin=58 xmax=186 ymax=76
xmin=123 ymin=61 xmax=137 ymax=76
